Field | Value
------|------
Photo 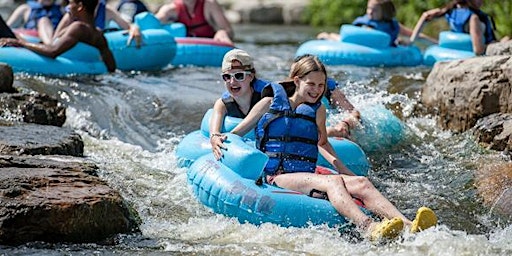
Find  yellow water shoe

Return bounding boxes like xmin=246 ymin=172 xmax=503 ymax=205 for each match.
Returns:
xmin=410 ymin=206 xmax=438 ymax=233
xmin=370 ymin=217 xmax=404 ymax=241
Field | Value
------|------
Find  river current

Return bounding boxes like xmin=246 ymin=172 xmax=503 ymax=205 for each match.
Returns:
xmin=3 ymin=24 xmax=512 ymax=255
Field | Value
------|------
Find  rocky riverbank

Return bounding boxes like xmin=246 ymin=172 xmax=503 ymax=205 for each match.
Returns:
xmin=420 ymin=40 xmax=512 ymax=221
xmin=0 ymin=64 xmax=140 ymax=245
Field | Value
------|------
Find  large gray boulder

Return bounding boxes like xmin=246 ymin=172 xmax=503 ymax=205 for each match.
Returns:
xmin=0 ymin=155 xmax=140 ymax=245
xmin=421 ymin=55 xmax=512 ymax=132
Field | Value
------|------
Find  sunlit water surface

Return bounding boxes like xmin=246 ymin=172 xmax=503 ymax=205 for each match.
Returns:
xmin=2 ymin=24 xmax=512 ymax=255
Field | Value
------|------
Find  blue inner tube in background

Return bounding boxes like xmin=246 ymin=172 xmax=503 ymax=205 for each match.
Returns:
xmin=296 ymin=25 xmax=423 ymax=67
xmin=423 ymin=31 xmax=475 ymax=66
xmin=0 ymin=12 xmax=175 ymax=76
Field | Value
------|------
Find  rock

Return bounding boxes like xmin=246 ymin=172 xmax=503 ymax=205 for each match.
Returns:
xmin=421 ymin=56 xmax=512 ymax=132
xmin=228 ymin=0 xmax=308 ymax=24
xmin=472 ymin=113 xmax=512 ymax=152
xmin=0 ymin=63 xmax=15 ymax=93
xmin=0 ymin=155 xmax=140 ymax=245
xmin=0 ymin=123 xmax=83 ymax=156
xmin=486 ymin=40 xmax=512 ymax=56
xmin=0 ymin=92 xmax=66 ymax=126
xmin=491 ymin=188 xmax=512 ymax=221
xmin=475 ymin=162 xmax=512 ymax=221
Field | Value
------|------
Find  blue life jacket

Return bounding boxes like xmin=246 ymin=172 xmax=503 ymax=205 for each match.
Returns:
xmin=352 ymin=15 xmax=400 ymax=46
xmin=445 ymin=7 xmax=496 ymax=44
xmin=256 ymin=83 xmax=321 ymax=175
xmin=117 ymin=0 xmax=148 ymax=21
xmin=94 ymin=0 xmax=106 ymax=30
xmin=221 ymin=78 xmax=268 ymax=118
xmin=25 ymin=1 xmax=63 ymax=29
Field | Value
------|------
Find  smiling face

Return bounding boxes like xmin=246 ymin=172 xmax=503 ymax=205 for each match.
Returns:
xmin=293 ymin=71 xmax=326 ymax=104
xmin=222 ymin=60 xmax=254 ymax=98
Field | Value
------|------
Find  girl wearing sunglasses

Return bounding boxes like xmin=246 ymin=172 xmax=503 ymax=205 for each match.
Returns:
xmin=209 ymin=49 xmax=269 ymax=160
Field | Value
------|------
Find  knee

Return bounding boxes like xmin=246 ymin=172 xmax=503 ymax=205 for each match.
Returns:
xmin=327 ymin=175 xmax=346 ymax=189
xmin=352 ymin=176 xmax=375 ymax=191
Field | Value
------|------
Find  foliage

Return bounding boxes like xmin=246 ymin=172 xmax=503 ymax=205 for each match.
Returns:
xmin=304 ymin=0 xmax=511 ymax=39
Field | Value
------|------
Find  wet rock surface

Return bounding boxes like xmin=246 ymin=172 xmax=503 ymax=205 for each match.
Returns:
xmin=421 ymin=55 xmax=512 ymax=133
xmin=0 ymin=155 xmax=139 ymax=245
xmin=0 ymin=124 xmax=83 ymax=156
xmin=0 ymin=64 xmax=140 ymax=245
xmin=0 ymin=92 xmax=66 ymax=126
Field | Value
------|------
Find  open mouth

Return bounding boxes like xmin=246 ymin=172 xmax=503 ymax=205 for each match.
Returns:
xmin=308 ymin=92 xmax=320 ymax=100
xmin=230 ymin=86 xmax=241 ymax=93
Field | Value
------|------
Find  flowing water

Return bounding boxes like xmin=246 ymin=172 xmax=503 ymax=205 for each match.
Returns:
xmin=2 ymin=24 xmax=512 ymax=255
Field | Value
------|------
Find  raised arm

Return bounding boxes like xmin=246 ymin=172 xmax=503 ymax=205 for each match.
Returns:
xmin=105 ymin=6 xmax=141 ymax=47
xmin=205 ymin=0 xmax=234 ymax=44
xmin=155 ymin=3 xmax=177 ymax=23
xmin=410 ymin=8 xmax=444 ymax=43
xmin=399 ymin=23 xmax=437 ymax=44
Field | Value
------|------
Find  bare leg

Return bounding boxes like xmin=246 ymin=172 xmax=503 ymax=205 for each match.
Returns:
xmin=342 ymin=175 xmax=412 ymax=225
xmin=274 ymin=172 xmax=410 ymax=240
xmin=37 ymin=17 xmax=55 ymax=45
xmin=274 ymin=173 xmax=374 ymax=228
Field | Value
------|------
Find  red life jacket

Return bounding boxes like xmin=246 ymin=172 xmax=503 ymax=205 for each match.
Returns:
xmin=175 ymin=0 xmax=216 ymax=38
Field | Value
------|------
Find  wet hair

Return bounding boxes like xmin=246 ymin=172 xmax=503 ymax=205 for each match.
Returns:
xmin=77 ymin=0 xmax=98 ymax=15
xmin=290 ymin=54 xmax=327 ymax=81
xmin=262 ymin=54 xmax=328 ymax=99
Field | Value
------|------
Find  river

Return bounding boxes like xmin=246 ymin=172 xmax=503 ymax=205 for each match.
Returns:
xmin=2 ymin=24 xmax=512 ymax=255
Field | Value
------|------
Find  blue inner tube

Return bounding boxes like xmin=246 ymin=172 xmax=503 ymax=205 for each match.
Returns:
xmin=0 ymin=12 xmax=175 ymax=75
xmin=296 ymin=25 xmax=422 ymax=67
xmin=423 ymin=31 xmax=475 ymax=66
xmin=325 ymin=105 xmax=407 ymax=153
